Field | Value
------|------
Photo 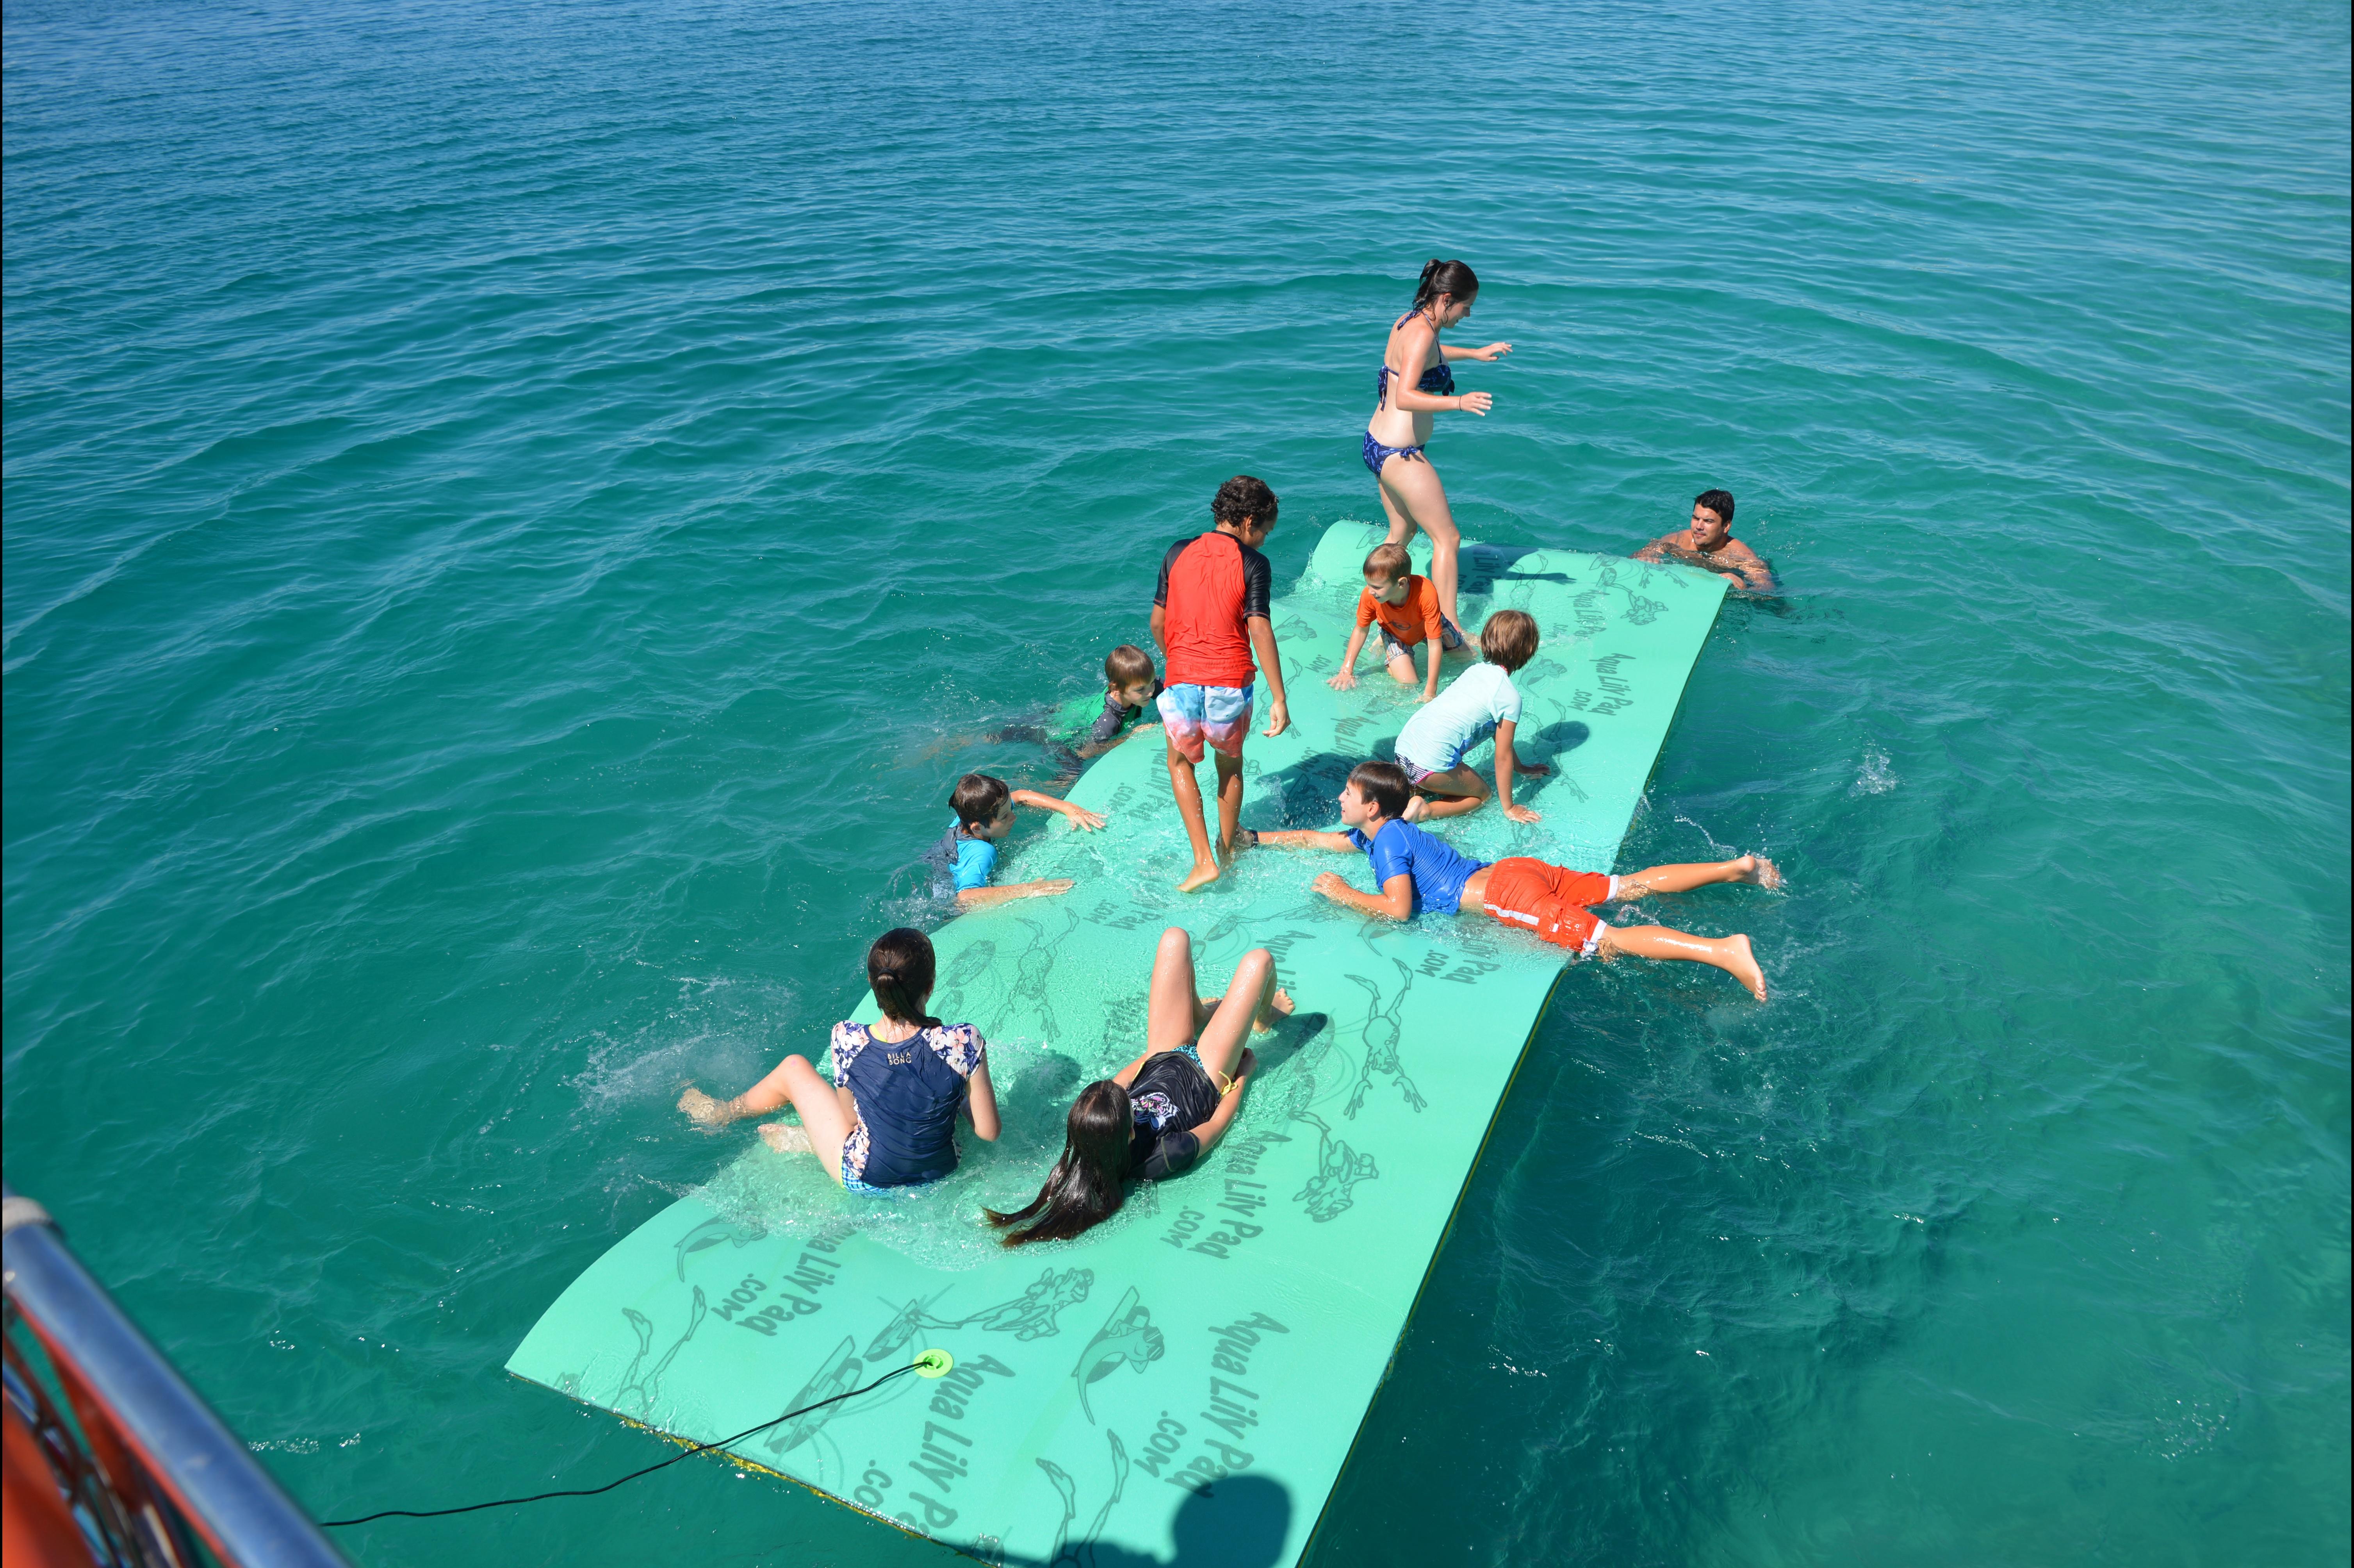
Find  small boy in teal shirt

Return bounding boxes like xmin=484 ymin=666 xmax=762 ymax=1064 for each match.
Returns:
xmin=935 ymin=773 xmax=1104 ymax=906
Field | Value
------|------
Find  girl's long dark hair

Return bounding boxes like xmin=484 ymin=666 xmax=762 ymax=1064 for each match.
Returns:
xmin=1411 ymin=257 xmax=1479 ymax=311
xmin=985 ymin=1081 xmax=1133 ymax=1245
xmin=868 ymin=928 xmax=941 ymax=1028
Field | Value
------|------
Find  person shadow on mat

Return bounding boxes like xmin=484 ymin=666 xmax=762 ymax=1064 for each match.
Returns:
xmin=1000 ymin=1472 xmax=1292 ymax=1568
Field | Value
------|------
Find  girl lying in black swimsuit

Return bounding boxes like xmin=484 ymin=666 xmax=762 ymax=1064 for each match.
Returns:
xmin=985 ymin=926 xmax=1291 ymax=1245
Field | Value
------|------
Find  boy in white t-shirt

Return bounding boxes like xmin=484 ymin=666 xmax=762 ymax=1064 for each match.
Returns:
xmin=1392 ymin=609 xmax=1549 ymax=823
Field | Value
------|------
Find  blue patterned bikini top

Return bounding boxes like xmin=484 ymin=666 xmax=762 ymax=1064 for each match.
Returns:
xmin=1375 ymin=312 xmax=1457 ymax=408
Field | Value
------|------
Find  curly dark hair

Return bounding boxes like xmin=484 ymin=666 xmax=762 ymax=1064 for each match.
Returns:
xmin=1210 ymin=475 xmax=1278 ymax=531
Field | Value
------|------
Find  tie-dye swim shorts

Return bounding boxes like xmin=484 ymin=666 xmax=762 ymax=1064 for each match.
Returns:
xmin=1156 ymin=682 xmax=1253 ymax=763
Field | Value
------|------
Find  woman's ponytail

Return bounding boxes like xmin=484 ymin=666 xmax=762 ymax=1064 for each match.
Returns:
xmin=1411 ymin=258 xmax=1479 ymax=312
xmin=867 ymin=927 xmax=941 ymax=1028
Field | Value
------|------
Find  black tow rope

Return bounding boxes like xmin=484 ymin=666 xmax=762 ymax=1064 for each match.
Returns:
xmin=322 ymin=1351 xmax=947 ymax=1527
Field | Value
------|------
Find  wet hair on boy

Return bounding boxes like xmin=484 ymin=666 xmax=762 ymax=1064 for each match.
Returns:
xmin=1105 ymin=643 xmax=1157 ymax=689
xmin=936 ymin=772 xmax=1100 ymax=905
xmin=1479 ymin=609 xmax=1539 ymax=672
xmin=1347 ymin=759 xmax=1413 ymax=821
xmin=1364 ymin=542 xmax=1413 ymax=583
xmin=1078 ymin=645 xmax=1164 ymax=759
xmin=1696 ymin=488 xmax=1736 ymax=524
xmin=950 ymin=772 xmax=1011 ymax=831
xmin=1210 ymin=474 xmax=1279 ymax=529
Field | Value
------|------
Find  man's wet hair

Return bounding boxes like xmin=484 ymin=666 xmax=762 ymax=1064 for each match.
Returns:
xmin=1212 ymin=475 xmax=1279 ymax=531
xmin=950 ymin=772 xmax=1011 ymax=830
xmin=1363 ymin=543 xmax=1413 ymax=583
xmin=1347 ymin=760 xmax=1413 ymax=820
xmin=1695 ymin=488 xmax=1736 ymax=525
xmin=1480 ymin=609 xmax=1540 ymax=672
xmin=1104 ymin=644 xmax=1156 ymax=689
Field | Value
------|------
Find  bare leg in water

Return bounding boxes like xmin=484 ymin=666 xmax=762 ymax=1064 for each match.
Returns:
xmin=1599 ymin=854 xmax=1781 ymax=1000
xmin=1378 ymin=453 xmax=1465 ymax=633
xmin=677 ymin=1057 xmax=856 ymax=1183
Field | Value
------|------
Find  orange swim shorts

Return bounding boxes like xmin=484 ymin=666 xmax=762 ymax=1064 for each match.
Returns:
xmin=1479 ymin=857 xmax=1618 ymax=953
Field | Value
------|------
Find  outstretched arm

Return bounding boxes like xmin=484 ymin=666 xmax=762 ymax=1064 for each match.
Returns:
xmin=1013 ymin=788 xmax=1105 ymax=831
xmin=1251 ymin=828 xmax=1356 ymax=852
xmin=1312 ymin=870 xmax=1414 ymax=921
xmin=1439 ymin=341 xmax=1513 ymax=362
xmin=958 ymin=879 xmax=1076 ymax=907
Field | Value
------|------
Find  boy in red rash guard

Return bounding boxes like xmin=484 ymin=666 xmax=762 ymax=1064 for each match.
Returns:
xmin=1149 ymin=476 xmax=1292 ymax=893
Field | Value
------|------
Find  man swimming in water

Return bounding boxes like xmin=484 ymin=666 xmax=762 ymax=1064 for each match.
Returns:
xmin=1637 ymin=488 xmax=1774 ymax=592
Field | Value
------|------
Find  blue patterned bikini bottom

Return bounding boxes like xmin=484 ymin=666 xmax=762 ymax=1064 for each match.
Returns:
xmin=1362 ymin=429 xmax=1427 ymax=475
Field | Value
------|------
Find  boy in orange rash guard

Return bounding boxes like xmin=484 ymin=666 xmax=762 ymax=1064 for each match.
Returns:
xmin=1249 ymin=760 xmax=1777 ymax=1000
xmin=1325 ymin=542 xmax=1468 ymax=703
xmin=1150 ymin=475 xmax=1292 ymax=894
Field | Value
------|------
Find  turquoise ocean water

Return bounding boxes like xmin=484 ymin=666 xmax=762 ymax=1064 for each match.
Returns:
xmin=4 ymin=2 xmax=2347 ymax=1564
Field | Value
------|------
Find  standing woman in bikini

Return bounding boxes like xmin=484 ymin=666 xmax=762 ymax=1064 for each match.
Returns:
xmin=1364 ymin=258 xmax=1511 ymax=633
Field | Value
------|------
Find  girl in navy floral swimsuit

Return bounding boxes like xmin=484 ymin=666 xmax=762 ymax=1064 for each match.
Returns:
xmin=1362 ymin=258 xmax=1514 ymax=633
xmin=677 ymin=928 xmax=1000 ymax=1194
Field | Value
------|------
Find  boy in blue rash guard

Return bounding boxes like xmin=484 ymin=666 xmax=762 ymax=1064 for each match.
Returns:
xmin=935 ymin=773 xmax=1105 ymax=907
xmin=1251 ymin=760 xmax=1776 ymax=1000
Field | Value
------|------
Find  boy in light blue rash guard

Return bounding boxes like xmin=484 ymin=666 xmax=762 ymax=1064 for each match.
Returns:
xmin=1392 ymin=609 xmax=1549 ymax=823
xmin=932 ymin=772 xmax=1106 ymax=907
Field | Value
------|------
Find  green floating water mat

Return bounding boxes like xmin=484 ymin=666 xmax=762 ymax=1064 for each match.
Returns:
xmin=508 ymin=522 xmax=1727 ymax=1565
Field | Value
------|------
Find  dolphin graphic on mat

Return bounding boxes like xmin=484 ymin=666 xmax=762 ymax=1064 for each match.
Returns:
xmin=672 ymin=1215 xmax=766 ymax=1280
xmin=1344 ymin=958 xmax=1426 ymax=1118
xmin=614 ymin=1286 xmax=707 ymax=1416
xmin=1072 ymin=1287 xmax=1163 ymax=1423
